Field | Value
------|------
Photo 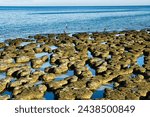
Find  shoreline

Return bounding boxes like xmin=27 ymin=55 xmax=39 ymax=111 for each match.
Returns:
xmin=0 ymin=29 xmax=150 ymax=100
xmin=1 ymin=28 xmax=150 ymax=42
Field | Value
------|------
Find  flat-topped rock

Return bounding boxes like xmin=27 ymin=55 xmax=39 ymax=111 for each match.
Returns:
xmin=14 ymin=85 xmax=47 ymax=100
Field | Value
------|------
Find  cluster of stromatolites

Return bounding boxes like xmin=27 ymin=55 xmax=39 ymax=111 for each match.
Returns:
xmin=0 ymin=30 xmax=150 ymax=100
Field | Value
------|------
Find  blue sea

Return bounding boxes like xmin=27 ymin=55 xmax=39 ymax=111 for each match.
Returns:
xmin=0 ymin=6 xmax=150 ymax=41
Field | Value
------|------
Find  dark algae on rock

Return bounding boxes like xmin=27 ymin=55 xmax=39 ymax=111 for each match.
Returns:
xmin=0 ymin=30 xmax=150 ymax=100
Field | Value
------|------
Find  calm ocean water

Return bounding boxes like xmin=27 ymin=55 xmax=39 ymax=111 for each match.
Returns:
xmin=0 ymin=6 xmax=150 ymax=40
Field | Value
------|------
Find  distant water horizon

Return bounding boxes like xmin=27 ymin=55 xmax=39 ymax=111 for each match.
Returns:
xmin=0 ymin=6 xmax=150 ymax=41
xmin=0 ymin=5 xmax=150 ymax=6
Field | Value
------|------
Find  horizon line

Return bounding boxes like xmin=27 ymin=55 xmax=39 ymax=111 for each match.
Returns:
xmin=0 ymin=5 xmax=150 ymax=7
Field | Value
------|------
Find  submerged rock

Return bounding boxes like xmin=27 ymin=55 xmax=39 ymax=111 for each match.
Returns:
xmin=31 ymin=59 xmax=43 ymax=69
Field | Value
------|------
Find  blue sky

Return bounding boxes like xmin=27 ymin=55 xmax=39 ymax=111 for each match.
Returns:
xmin=0 ymin=0 xmax=150 ymax=6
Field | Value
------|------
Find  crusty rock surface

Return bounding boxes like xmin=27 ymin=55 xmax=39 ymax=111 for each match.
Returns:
xmin=0 ymin=30 xmax=149 ymax=100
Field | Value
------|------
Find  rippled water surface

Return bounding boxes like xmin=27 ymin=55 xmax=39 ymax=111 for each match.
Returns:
xmin=0 ymin=6 xmax=150 ymax=40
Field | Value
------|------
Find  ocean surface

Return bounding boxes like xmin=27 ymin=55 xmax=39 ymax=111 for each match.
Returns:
xmin=0 ymin=6 xmax=150 ymax=41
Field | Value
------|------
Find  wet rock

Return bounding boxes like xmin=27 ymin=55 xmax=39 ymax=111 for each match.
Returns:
xmin=65 ymin=76 xmax=78 ymax=83
xmin=34 ymin=47 xmax=43 ymax=53
xmin=0 ymin=42 xmax=6 ymax=48
xmin=16 ymin=69 xmax=31 ymax=77
xmin=11 ymin=75 xmax=39 ymax=89
xmin=31 ymin=59 xmax=43 ymax=69
xmin=0 ymin=30 xmax=149 ymax=100
xmin=41 ymin=55 xmax=48 ymax=62
xmin=73 ymin=33 xmax=89 ymax=40
xmin=10 ymin=78 xmax=28 ymax=87
xmin=87 ymin=78 xmax=102 ymax=90
xmin=48 ymin=80 xmax=68 ymax=90
xmin=89 ymin=58 xmax=104 ymax=67
xmin=75 ymin=66 xmax=93 ymax=78
xmin=101 ymin=51 xmax=109 ymax=58
xmin=23 ymin=43 xmax=37 ymax=50
xmin=56 ymin=87 xmax=75 ymax=100
xmin=97 ymin=66 xmax=107 ymax=74
xmin=76 ymin=88 xmax=93 ymax=99
xmin=0 ymin=95 xmax=10 ymax=100
xmin=33 ymin=70 xmax=45 ymax=77
xmin=73 ymin=60 xmax=86 ymax=68
xmin=14 ymin=85 xmax=47 ymax=100
xmin=0 ymin=57 xmax=14 ymax=64
xmin=68 ymin=80 xmax=88 ymax=89
xmin=0 ymin=77 xmax=12 ymax=93
xmin=54 ymin=63 xmax=69 ymax=74
xmin=42 ymin=73 xmax=55 ymax=82
xmin=0 ymin=63 xmax=9 ymax=71
xmin=48 ymin=34 xmax=55 ymax=39
xmin=40 ymin=45 xmax=51 ymax=53
xmin=16 ymin=56 xmax=30 ymax=63
xmin=104 ymin=89 xmax=126 ymax=100
xmin=7 ymin=65 xmax=30 ymax=76
xmin=114 ymin=82 xmax=120 ymax=87
xmin=56 ymin=85 xmax=92 ymax=100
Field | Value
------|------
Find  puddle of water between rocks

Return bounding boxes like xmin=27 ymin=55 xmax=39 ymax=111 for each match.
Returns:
xmin=88 ymin=50 xmax=93 ymax=58
xmin=137 ymin=55 xmax=144 ymax=67
xmin=50 ymin=46 xmax=58 ymax=50
xmin=0 ymin=72 xmax=6 ymax=80
xmin=44 ymin=92 xmax=55 ymax=100
xmin=2 ymin=90 xmax=12 ymax=98
xmin=35 ymin=52 xmax=49 ymax=58
xmin=86 ymin=64 xmax=96 ymax=76
xmin=91 ymin=83 xmax=114 ymax=99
